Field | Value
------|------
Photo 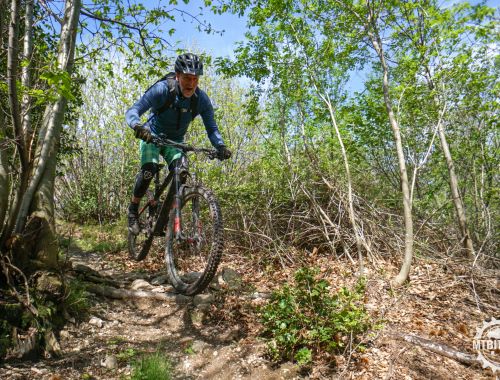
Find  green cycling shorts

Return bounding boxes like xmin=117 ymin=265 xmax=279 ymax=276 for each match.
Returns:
xmin=139 ymin=139 xmax=183 ymax=167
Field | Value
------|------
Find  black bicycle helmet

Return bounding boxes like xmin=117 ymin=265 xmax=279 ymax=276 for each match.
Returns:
xmin=174 ymin=53 xmax=203 ymax=75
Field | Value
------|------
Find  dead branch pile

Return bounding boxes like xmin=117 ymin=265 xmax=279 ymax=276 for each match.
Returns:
xmin=223 ymin=173 xmax=473 ymax=267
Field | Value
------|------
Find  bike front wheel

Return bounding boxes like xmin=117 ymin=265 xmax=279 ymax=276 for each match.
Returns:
xmin=165 ymin=186 xmax=224 ymax=296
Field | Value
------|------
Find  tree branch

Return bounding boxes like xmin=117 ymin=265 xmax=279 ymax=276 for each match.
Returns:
xmin=389 ymin=332 xmax=478 ymax=366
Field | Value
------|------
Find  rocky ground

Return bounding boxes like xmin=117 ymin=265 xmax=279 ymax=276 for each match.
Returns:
xmin=0 ymin=230 xmax=498 ymax=379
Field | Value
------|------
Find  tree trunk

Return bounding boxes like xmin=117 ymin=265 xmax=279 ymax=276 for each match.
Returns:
xmin=2 ymin=0 xmax=31 ymax=250
xmin=390 ymin=332 xmax=478 ymax=366
xmin=321 ymin=92 xmax=365 ymax=272
xmin=13 ymin=0 xmax=81 ymax=268
xmin=7 ymin=0 xmax=27 ymax=170
xmin=24 ymin=125 xmax=62 ymax=269
xmin=436 ymin=122 xmax=475 ymax=257
xmin=22 ymin=0 xmax=34 ymax=161
xmin=0 ymin=0 xmax=9 ymax=233
xmin=0 ymin=119 xmax=9 ymax=231
xmin=367 ymin=19 xmax=413 ymax=286
xmin=423 ymin=70 xmax=475 ymax=258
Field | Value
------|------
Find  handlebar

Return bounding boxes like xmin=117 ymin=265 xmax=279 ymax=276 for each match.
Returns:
xmin=150 ymin=135 xmax=219 ymax=160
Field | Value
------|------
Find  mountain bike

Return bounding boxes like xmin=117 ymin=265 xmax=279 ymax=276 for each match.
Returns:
xmin=127 ymin=136 xmax=224 ymax=296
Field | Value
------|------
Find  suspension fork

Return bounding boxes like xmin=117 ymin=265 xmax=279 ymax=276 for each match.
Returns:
xmin=173 ymin=164 xmax=185 ymax=240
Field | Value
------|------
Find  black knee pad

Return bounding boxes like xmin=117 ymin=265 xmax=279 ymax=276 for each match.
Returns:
xmin=133 ymin=163 xmax=158 ymax=198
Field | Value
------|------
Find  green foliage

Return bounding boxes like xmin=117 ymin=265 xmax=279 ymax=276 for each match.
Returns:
xmin=117 ymin=347 xmax=139 ymax=362
xmin=260 ymin=267 xmax=371 ymax=364
xmin=183 ymin=343 xmax=195 ymax=355
xmin=56 ymin=58 xmax=142 ymax=223
xmin=294 ymin=347 xmax=312 ymax=365
xmin=107 ymin=336 xmax=126 ymax=346
xmin=40 ymin=68 xmax=76 ymax=102
xmin=63 ymin=280 xmax=91 ymax=319
xmin=71 ymin=222 xmax=127 ymax=254
xmin=130 ymin=352 xmax=172 ymax=380
xmin=215 ymin=0 xmax=499 ymax=258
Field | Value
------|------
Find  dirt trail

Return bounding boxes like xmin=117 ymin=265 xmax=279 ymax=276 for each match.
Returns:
xmin=0 ymin=242 xmax=301 ymax=380
xmin=0 ymin=235 xmax=498 ymax=379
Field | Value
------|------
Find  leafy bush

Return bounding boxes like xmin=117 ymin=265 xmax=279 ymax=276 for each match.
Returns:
xmin=260 ymin=267 xmax=370 ymax=364
xmin=63 ymin=279 xmax=90 ymax=319
xmin=130 ymin=352 xmax=172 ymax=380
xmin=72 ymin=222 xmax=127 ymax=254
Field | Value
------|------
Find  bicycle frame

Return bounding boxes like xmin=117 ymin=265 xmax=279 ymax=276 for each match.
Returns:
xmin=137 ymin=157 xmax=189 ymax=257
xmin=133 ymin=137 xmax=218 ymax=259
xmin=127 ymin=137 xmax=224 ymax=294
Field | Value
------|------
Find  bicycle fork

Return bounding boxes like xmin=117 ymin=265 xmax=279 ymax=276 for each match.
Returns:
xmin=173 ymin=163 xmax=186 ymax=241
xmin=172 ymin=161 xmax=202 ymax=246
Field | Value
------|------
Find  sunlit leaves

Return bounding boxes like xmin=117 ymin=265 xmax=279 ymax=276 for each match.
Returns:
xmin=40 ymin=69 xmax=76 ymax=102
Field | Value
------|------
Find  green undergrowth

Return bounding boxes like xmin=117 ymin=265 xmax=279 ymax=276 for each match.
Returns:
xmin=0 ymin=275 xmax=91 ymax=359
xmin=58 ymin=220 xmax=127 ymax=255
xmin=129 ymin=351 xmax=172 ymax=380
xmin=63 ymin=279 xmax=91 ymax=319
xmin=0 ymin=301 xmax=28 ymax=358
xmin=260 ymin=267 xmax=372 ymax=366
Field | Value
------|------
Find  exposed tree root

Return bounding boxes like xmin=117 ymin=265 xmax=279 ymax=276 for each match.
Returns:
xmin=390 ymin=332 xmax=478 ymax=366
xmin=84 ymin=283 xmax=180 ymax=302
xmin=71 ymin=263 xmax=124 ymax=287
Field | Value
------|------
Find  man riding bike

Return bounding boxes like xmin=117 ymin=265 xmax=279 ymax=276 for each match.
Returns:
xmin=125 ymin=52 xmax=232 ymax=234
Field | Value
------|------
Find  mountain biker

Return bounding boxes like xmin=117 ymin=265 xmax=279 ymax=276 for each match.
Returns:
xmin=125 ymin=52 xmax=232 ymax=234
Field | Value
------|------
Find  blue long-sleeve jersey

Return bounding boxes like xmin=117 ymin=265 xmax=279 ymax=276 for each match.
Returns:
xmin=125 ymin=81 xmax=225 ymax=148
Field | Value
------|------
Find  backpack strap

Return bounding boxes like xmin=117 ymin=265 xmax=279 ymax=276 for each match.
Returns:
xmin=154 ymin=73 xmax=177 ymax=116
xmin=190 ymin=88 xmax=200 ymax=119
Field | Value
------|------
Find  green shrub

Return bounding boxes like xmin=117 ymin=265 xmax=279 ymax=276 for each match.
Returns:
xmin=117 ymin=347 xmax=139 ymax=362
xmin=63 ymin=279 xmax=90 ymax=319
xmin=260 ymin=267 xmax=370 ymax=364
xmin=130 ymin=352 xmax=172 ymax=380
xmin=72 ymin=222 xmax=127 ymax=254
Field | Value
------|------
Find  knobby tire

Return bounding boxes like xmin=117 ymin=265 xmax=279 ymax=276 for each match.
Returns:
xmin=165 ymin=186 xmax=223 ymax=296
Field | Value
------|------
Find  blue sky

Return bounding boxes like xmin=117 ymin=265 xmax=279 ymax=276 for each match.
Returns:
xmin=162 ymin=0 xmax=497 ymax=59
xmin=167 ymin=0 xmax=247 ymax=58
xmin=143 ymin=0 xmax=496 ymax=93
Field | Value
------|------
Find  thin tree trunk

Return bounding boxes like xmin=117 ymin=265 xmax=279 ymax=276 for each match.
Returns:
xmin=14 ymin=0 xmax=81 ymax=262
xmin=0 ymin=120 xmax=9 ymax=231
xmin=7 ymin=0 xmax=27 ymax=170
xmin=424 ymin=71 xmax=475 ymax=258
xmin=437 ymin=122 xmax=475 ymax=257
xmin=279 ymin=102 xmax=292 ymax=167
xmin=2 ymin=0 xmax=31 ymax=248
xmin=367 ymin=17 xmax=413 ymax=286
xmin=22 ymin=0 xmax=34 ymax=161
xmin=320 ymin=93 xmax=366 ymax=272
xmin=0 ymin=0 xmax=9 ymax=232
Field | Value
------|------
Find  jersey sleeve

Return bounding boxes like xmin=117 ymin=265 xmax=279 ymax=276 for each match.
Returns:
xmin=198 ymin=90 xmax=225 ymax=148
xmin=125 ymin=82 xmax=168 ymax=129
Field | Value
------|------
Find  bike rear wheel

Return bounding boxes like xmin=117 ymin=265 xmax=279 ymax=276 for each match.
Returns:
xmin=165 ymin=186 xmax=224 ymax=295
xmin=127 ymin=193 xmax=156 ymax=261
